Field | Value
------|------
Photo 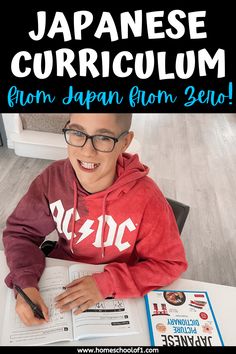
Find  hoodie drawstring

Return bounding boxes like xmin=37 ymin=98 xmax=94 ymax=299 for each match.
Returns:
xmin=101 ymin=193 xmax=109 ymax=259
xmin=70 ymin=179 xmax=109 ymax=259
xmin=70 ymin=180 xmax=78 ymax=254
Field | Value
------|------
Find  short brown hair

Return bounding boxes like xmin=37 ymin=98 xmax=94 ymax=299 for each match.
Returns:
xmin=68 ymin=113 xmax=132 ymax=131
xmin=114 ymin=113 xmax=132 ymax=131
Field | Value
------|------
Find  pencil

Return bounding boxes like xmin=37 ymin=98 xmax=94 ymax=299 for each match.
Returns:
xmin=14 ymin=285 xmax=45 ymax=319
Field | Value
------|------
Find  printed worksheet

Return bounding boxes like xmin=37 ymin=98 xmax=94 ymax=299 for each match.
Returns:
xmin=69 ymin=267 xmax=140 ymax=340
xmin=2 ymin=263 xmax=140 ymax=346
xmin=1 ymin=266 xmax=73 ymax=345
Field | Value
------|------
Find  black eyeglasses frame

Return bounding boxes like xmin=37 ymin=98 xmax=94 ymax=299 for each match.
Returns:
xmin=62 ymin=127 xmax=129 ymax=152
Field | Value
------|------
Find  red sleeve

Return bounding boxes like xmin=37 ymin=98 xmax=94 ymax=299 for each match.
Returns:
xmin=3 ymin=174 xmax=56 ymax=290
xmin=93 ymin=194 xmax=188 ymax=299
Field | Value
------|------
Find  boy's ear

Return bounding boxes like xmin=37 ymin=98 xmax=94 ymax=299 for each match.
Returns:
xmin=121 ymin=131 xmax=134 ymax=152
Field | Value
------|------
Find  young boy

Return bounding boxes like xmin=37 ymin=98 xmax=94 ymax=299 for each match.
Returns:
xmin=3 ymin=113 xmax=188 ymax=326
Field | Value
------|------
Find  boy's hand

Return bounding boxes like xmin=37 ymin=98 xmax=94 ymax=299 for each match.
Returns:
xmin=16 ymin=287 xmax=49 ymax=326
xmin=55 ymin=276 xmax=103 ymax=315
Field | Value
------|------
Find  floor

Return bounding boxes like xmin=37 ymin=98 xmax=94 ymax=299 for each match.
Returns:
xmin=0 ymin=113 xmax=236 ymax=287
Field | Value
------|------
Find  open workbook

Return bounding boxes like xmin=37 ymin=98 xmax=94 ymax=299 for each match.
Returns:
xmin=1 ymin=263 xmax=140 ymax=346
xmin=145 ymin=290 xmax=224 ymax=346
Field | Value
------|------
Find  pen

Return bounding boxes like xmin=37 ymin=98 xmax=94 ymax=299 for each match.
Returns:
xmin=14 ymin=285 xmax=45 ymax=319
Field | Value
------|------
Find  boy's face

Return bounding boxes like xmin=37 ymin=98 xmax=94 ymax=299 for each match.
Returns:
xmin=67 ymin=114 xmax=133 ymax=193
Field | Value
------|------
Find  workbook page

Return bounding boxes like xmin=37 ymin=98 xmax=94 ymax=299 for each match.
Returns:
xmin=1 ymin=266 xmax=73 ymax=346
xmin=68 ymin=264 xmax=140 ymax=340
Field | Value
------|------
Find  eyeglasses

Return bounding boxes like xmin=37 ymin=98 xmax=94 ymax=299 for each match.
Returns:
xmin=62 ymin=128 xmax=129 ymax=152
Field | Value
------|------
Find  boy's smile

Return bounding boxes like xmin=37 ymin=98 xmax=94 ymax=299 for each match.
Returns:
xmin=67 ymin=114 xmax=133 ymax=193
xmin=78 ymin=160 xmax=100 ymax=172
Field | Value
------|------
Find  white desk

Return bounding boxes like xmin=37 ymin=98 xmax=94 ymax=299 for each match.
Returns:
xmin=0 ymin=250 xmax=236 ymax=346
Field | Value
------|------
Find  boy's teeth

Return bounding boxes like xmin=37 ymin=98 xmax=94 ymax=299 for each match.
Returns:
xmin=80 ymin=161 xmax=97 ymax=169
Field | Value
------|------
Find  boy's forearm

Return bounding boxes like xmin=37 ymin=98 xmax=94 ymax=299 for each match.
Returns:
xmin=3 ymin=233 xmax=46 ymax=289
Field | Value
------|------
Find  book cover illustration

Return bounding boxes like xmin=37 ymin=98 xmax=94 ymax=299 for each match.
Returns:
xmin=145 ymin=290 xmax=224 ymax=346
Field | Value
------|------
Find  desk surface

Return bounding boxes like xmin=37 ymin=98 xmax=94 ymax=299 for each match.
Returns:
xmin=0 ymin=250 xmax=236 ymax=346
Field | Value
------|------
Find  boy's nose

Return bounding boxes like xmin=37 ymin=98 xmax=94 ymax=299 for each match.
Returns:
xmin=81 ymin=137 xmax=97 ymax=155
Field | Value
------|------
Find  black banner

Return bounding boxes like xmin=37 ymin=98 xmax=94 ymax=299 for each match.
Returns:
xmin=0 ymin=345 xmax=233 ymax=353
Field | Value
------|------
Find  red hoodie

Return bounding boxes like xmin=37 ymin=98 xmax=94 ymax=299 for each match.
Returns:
xmin=3 ymin=153 xmax=187 ymax=299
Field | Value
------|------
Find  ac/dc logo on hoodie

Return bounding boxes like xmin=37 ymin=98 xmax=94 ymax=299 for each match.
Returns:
xmin=50 ymin=200 xmax=137 ymax=252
